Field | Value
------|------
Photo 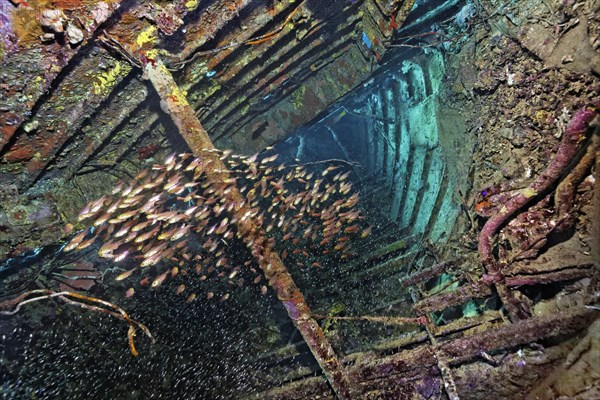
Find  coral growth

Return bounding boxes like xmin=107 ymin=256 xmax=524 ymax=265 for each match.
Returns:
xmin=478 ymin=103 xmax=599 ymax=268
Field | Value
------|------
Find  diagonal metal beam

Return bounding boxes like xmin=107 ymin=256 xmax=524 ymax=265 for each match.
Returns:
xmin=140 ymin=52 xmax=355 ymax=398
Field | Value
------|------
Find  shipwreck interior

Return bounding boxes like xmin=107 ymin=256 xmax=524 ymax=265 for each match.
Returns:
xmin=0 ymin=0 xmax=599 ymax=399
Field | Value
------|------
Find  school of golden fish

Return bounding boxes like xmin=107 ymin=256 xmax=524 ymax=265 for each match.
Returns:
xmin=64 ymin=148 xmax=371 ymax=301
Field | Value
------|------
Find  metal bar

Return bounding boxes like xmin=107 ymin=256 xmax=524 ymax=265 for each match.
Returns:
xmin=141 ymin=55 xmax=355 ymax=400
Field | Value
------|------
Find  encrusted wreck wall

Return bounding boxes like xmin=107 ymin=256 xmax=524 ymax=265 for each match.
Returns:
xmin=0 ymin=0 xmax=599 ymax=399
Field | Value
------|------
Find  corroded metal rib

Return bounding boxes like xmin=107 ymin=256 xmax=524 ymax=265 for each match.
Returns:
xmin=205 ymin=14 xmax=360 ymax=136
xmin=142 ymin=55 xmax=355 ymax=399
xmin=212 ymin=34 xmax=359 ymax=142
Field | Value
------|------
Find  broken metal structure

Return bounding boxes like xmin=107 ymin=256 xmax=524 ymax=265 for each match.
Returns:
xmin=0 ymin=0 xmax=599 ymax=399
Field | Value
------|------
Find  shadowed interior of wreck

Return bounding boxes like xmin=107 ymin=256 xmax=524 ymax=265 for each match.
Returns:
xmin=0 ymin=0 xmax=599 ymax=399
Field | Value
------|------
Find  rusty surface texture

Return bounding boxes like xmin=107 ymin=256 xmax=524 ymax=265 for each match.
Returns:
xmin=1 ymin=0 xmax=599 ymax=399
xmin=0 ymin=0 xmax=405 ymax=259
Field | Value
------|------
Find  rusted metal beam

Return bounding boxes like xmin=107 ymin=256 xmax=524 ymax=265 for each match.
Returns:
xmin=201 ymin=6 xmax=359 ymax=125
xmin=213 ymin=36 xmax=359 ymax=143
xmin=141 ymin=54 xmax=355 ymax=399
xmin=413 ymin=282 xmax=493 ymax=314
xmin=176 ymin=0 xmax=295 ymax=75
xmin=505 ymin=265 xmax=595 ymax=287
xmin=191 ymin=3 xmax=313 ymax=123
xmin=438 ymin=307 xmax=598 ymax=365
xmin=263 ymin=306 xmax=598 ymax=398
xmin=347 ymin=307 xmax=597 ymax=382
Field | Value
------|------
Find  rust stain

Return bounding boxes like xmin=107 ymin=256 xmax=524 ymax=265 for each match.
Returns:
xmin=5 ymin=146 xmax=35 ymax=163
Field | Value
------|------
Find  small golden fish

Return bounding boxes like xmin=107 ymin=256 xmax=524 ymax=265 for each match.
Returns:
xmin=112 ymin=181 xmax=124 ymax=195
xmin=76 ymin=237 xmax=96 ymax=250
xmin=361 ymin=226 xmax=372 ymax=238
xmin=168 ymin=213 xmax=189 ymax=225
xmin=322 ymin=166 xmax=335 ymax=176
xmin=215 ymin=218 xmax=228 ymax=235
xmin=98 ymin=241 xmax=118 ymax=258
xmin=140 ymin=253 xmax=162 ymax=267
xmin=77 ymin=208 xmax=94 ymax=222
xmin=184 ymin=206 xmax=199 ymax=216
xmin=100 ymin=239 xmax=120 ymax=251
xmin=104 ymin=198 xmax=122 ymax=214
xmin=261 ymin=154 xmax=278 ymax=164
xmin=344 ymin=192 xmax=359 ymax=208
xmin=122 ymin=230 xmax=138 ymax=243
xmin=170 ymin=225 xmax=189 ymax=242
xmin=260 ymin=285 xmax=268 ymax=295
xmin=340 ymin=183 xmax=352 ymax=195
xmin=64 ymin=230 xmax=87 ymax=252
xmin=151 ymin=270 xmax=169 ymax=288
xmin=134 ymin=169 xmax=149 ymax=182
xmin=134 ymin=226 xmax=159 ymax=244
xmin=115 ymin=267 xmax=137 ymax=281
xmin=185 ymin=158 xmax=201 ymax=171
xmin=245 ymin=153 xmax=258 ymax=164
xmin=114 ymin=250 xmax=129 ymax=262
xmin=220 ymin=293 xmax=230 ymax=301
xmin=320 ymin=237 xmax=331 ymax=246
xmin=206 ymin=224 xmax=217 ymax=235
xmin=148 ymin=210 xmax=177 ymax=222
xmin=176 ymin=284 xmax=186 ymax=295
xmin=216 ymin=257 xmax=227 ymax=268
xmin=158 ymin=225 xmax=177 ymax=241
xmin=334 ymin=242 xmax=347 ymax=251
xmin=164 ymin=152 xmax=177 ymax=165
xmin=128 ymin=184 xmax=145 ymax=198
xmin=131 ymin=220 xmax=151 ymax=232
xmin=186 ymin=293 xmax=196 ymax=302
xmin=207 ymin=292 xmax=214 ymax=299
xmin=144 ymin=242 xmax=167 ymax=259
xmin=90 ymin=196 xmax=108 ymax=213
xmin=121 ymin=184 xmax=134 ymax=197
xmin=142 ymin=180 xmax=161 ymax=190
xmin=116 ymin=209 xmax=137 ymax=222
xmin=93 ymin=212 xmax=112 ymax=227
xmin=344 ymin=225 xmax=360 ymax=234
xmin=163 ymin=175 xmax=181 ymax=192
xmin=125 ymin=287 xmax=135 ymax=298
